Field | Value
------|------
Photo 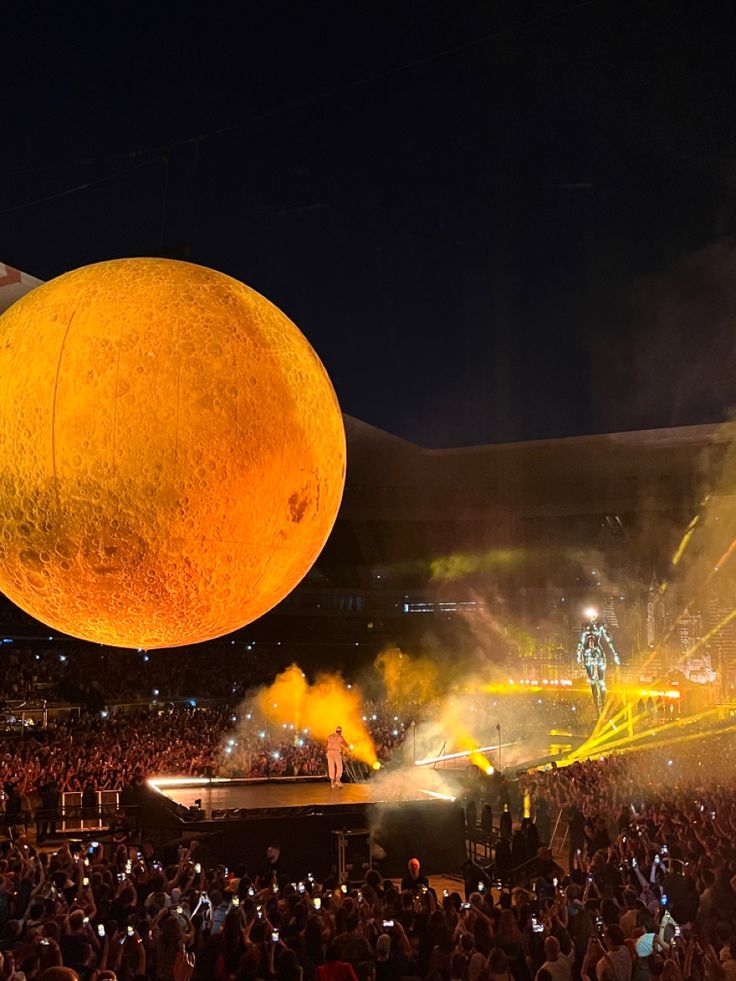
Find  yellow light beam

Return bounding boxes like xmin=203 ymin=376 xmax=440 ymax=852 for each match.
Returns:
xmin=589 ymin=697 xmax=620 ymax=737
xmin=420 ymin=789 xmax=457 ymax=802
xmin=686 ymin=533 xmax=736 ymax=604
xmin=591 ymin=718 xmax=736 ymax=761
xmin=671 ymin=512 xmax=701 ymax=567
xmin=596 ymin=700 xmax=631 ymax=733
xmin=567 ymin=707 xmax=713 ymax=760
xmin=674 ymin=607 xmax=736 ymax=665
xmin=573 ymin=704 xmax=662 ymax=757
xmin=414 ymin=741 xmax=515 ymax=767
xmin=565 ymin=708 xmax=719 ymax=763
xmin=565 ymin=691 xmax=686 ymax=763
xmin=711 ymin=535 xmax=736 ymax=576
xmin=644 ymin=525 xmax=736 ymax=672
xmin=579 ymin=704 xmax=660 ymax=751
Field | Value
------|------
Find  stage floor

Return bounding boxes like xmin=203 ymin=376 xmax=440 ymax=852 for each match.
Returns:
xmin=149 ymin=777 xmax=432 ymax=813
xmin=143 ymin=777 xmax=467 ymax=878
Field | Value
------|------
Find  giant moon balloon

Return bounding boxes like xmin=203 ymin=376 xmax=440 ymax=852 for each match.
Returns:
xmin=0 ymin=258 xmax=346 ymax=648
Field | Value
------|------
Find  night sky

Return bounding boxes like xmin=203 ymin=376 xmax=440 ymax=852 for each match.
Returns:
xmin=4 ymin=1 xmax=736 ymax=448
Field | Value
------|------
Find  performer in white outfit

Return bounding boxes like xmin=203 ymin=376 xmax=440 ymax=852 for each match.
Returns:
xmin=326 ymin=726 xmax=349 ymax=788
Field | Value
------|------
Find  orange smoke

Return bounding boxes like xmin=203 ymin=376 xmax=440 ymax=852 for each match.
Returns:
xmin=437 ymin=697 xmax=494 ymax=773
xmin=374 ymin=646 xmax=441 ymax=705
xmin=256 ymin=664 xmax=377 ymax=765
xmin=468 ymin=750 xmax=494 ymax=775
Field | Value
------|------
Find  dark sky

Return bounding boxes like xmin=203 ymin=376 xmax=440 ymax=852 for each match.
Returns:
xmin=4 ymin=0 xmax=736 ymax=447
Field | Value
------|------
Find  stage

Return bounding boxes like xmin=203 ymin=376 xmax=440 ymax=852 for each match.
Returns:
xmin=141 ymin=776 xmax=466 ymax=879
xmin=149 ymin=776 xmax=432 ymax=814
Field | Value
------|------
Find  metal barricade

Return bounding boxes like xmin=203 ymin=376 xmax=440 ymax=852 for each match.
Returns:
xmin=343 ymin=758 xmax=370 ymax=783
xmin=60 ymin=790 xmax=120 ymax=833
xmin=332 ymin=828 xmax=372 ymax=882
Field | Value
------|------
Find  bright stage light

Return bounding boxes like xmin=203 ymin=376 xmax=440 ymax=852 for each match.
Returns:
xmin=420 ymin=789 xmax=456 ymax=802
xmin=468 ymin=750 xmax=494 ymax=774
xmin=584 ymin=607 xmax=598 ymax=620
xmin=415 ymin=742 xmax=515 ymax=767
xmin=148 ymin=776 xmax=229 ymax=790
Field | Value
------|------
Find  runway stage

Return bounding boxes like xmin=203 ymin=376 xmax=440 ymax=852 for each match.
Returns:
xmin=149 ymin=776 xmax=431 ymax=815
xmin=142 ymin=776 xmax=466 ymax=878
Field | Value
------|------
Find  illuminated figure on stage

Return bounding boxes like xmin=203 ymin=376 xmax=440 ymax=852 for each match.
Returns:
xmin=576 ymin=608 xmax=620 ymax=714
xmin=326 ymin=726 xmax=349 ymax=788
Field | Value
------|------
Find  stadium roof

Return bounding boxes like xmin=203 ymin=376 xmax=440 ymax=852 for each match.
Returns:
xmin=0 ymin=262 xmax=42 ymax=313
xmin=1 ymin=259 xmax=726 ymax=558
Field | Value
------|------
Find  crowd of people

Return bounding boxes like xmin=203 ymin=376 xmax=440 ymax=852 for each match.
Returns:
xmin=0 ymin=707 xmax=234 ymax=805
xmin=222 ymin=715 xmax=406 ymax=781
xmin=0 ymin=835 xmax=546 ymax=981
xmin=0 ymin=646 xmax=285 ymax=704
xmin=499 ymin=746 xmax=736 ymax=980
xmin=3 ymin=647 xmax=736 ymax=980
xmin=0 ymin=706 xmax=407 ymax=827
xmin=1 ymin=714 xmax=736 ymax=981
xmin=2 ymin=762 xmax=736 ymax=981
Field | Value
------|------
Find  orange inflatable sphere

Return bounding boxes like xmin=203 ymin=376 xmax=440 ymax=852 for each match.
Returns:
xmin=0 ymin=258 xmax=346 ymax=648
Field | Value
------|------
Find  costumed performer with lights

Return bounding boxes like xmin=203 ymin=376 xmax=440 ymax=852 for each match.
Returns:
xmin=576 ymin=607 xmax=620 ymax=714
xmin=326 ymin=726 xmax=349 ymax=788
